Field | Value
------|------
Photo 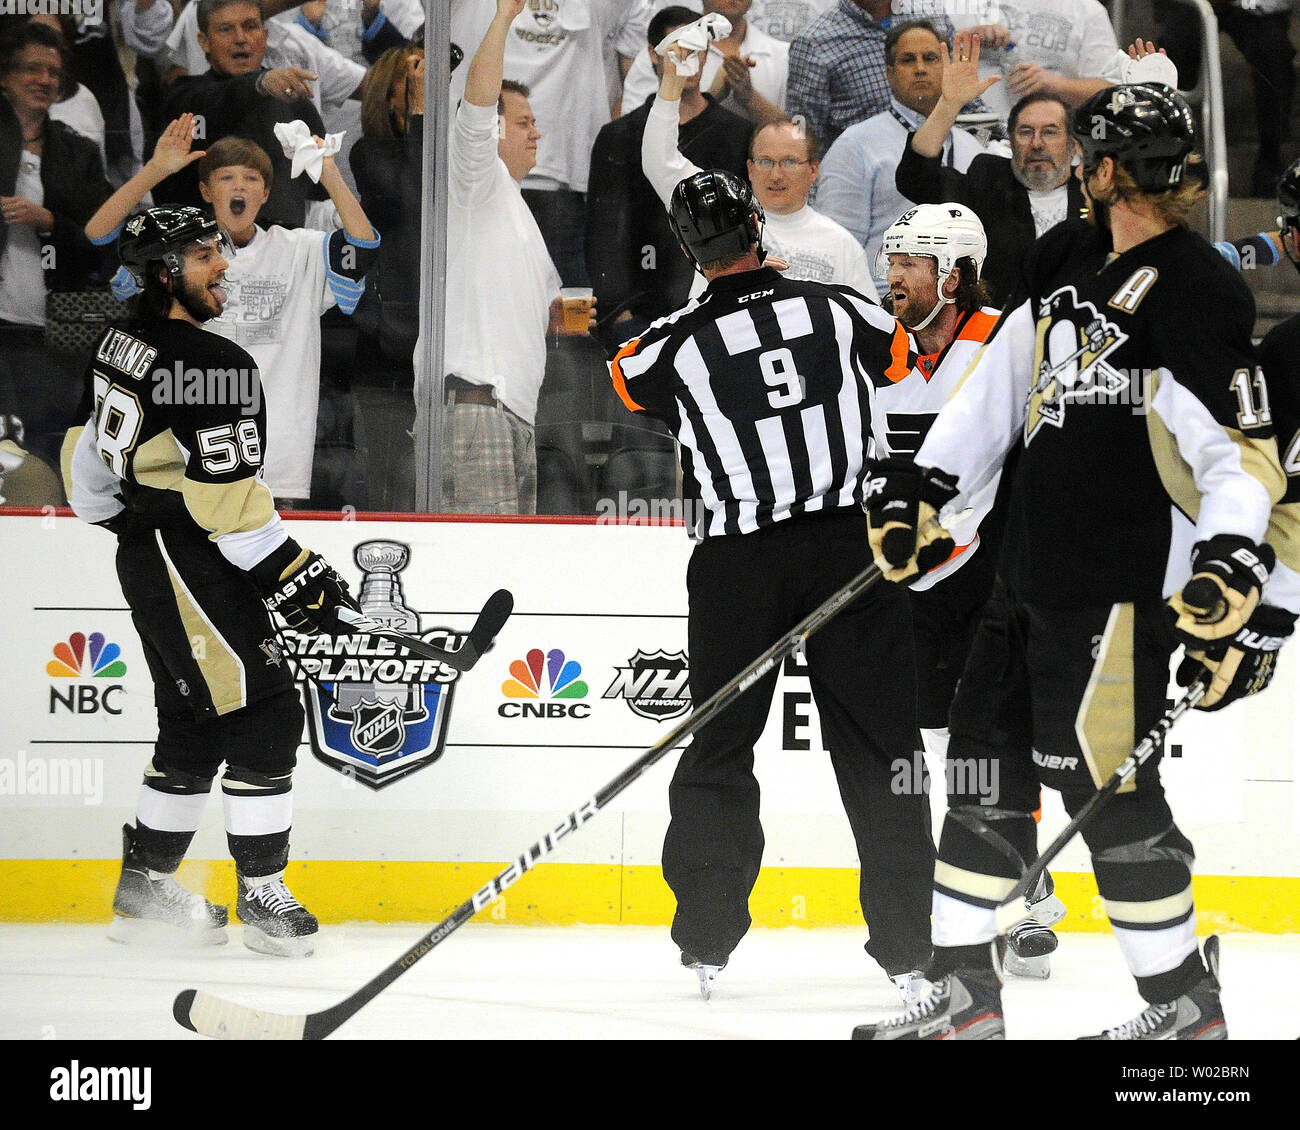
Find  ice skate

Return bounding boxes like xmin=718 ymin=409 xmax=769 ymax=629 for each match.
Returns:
xmin=107 ymin=825 xmax=228 ymax=946
xmin=1004 ymin=873 xmax=1066 ymax=978
xmin=236 ymin=872 xmax=319 ymax=957
xmin=853 ymin=968 xmax=1004 ymax=1040
xmin=681 ymin=953 xmax=726 ymax=1001
xmin=1080 ymin=936 xmax=1227 ymax=1040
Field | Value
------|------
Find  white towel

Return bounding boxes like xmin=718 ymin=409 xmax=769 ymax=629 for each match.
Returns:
xmin=272 ymin=120 xmax=344 ymax=183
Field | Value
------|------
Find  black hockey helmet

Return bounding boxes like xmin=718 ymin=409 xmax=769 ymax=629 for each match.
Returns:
xmin=1277 ymin=157 xmax=1300 ymax=224
xmin=669 ymin=169 xmax=765 ymax=268
xmin=117 ymin=206 xmax=232 ymax=286
xmin=1071 ymin=83 xmax=1196 ymax=191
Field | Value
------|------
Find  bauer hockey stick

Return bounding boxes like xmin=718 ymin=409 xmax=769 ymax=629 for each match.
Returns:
xmin=173 ymin=556 xmax=891 ymax=1040
xmin=333 ymin=589 xmax=513 ymax=673
xmin=992 ymin=674 xmax=1210 ymax=937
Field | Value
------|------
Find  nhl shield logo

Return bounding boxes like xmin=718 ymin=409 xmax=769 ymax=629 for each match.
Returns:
xmin=285 ymin=540 xmax=464 ymax=789
xmin=603 ymin=649 xmax=691 ymax=721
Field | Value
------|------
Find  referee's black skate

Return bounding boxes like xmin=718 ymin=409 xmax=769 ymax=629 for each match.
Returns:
xmin=107 ymin=824 xmax=228 ymax=945
xmin=1079 ymin=936 xmax=1227 ymax=1041
xmin=852 ymin=967 xmax=1005 ymax=1040
xmin=681 ymin=952 xmax=727 ymax=1001
xmin=236 ymin=872 xmax=319 ymax=957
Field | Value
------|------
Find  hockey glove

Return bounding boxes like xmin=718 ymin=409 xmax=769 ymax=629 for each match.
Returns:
xmin=1167 ymin=534 xmax=1274 ymax=645
xmin=1176 ymin=603 xmax=1296 ymax=711
xmin=255 ymin=542 xmax=360 ymax=635
xmin=864 ymin=458 xmax=959 ymax=583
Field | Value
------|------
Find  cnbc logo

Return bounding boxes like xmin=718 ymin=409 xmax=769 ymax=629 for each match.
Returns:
xmin=499 ymin=648 xmax=591 ymax=718
xmin=46 ymin=632 xmax=127 ymax=715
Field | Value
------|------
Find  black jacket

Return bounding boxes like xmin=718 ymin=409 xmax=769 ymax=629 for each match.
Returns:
xmin=0 ymin=96 xmax=114 ymax=291
xmin=158 ymin=69 xmax=329 ymax=229
xmin=894 ymin=138 xmax=1086 ymax=306
xmin=585 ymin=94 xmax=751 ymax=351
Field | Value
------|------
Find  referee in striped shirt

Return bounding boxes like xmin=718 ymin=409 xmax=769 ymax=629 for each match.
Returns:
xmin=610 ymin=169 xmax=934 ymax=998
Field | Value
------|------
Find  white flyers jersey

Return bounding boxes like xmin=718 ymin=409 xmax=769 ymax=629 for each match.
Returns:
xmin=870 ymin=305 xmax=1002 ymax=591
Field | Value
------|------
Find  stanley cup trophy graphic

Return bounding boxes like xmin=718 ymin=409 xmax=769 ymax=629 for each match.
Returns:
xmin=333 ymin=540 xmax=426 ymax=725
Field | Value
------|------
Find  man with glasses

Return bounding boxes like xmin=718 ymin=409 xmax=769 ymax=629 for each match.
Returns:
xmin=895 ymin=30 xmax=1084 ymax=306
xmin=815 ymin=19 xmax=986 ymax=302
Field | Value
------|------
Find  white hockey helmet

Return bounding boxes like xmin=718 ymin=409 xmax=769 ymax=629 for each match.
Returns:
xmin=876 ymin=202 xmax=988 ymax=287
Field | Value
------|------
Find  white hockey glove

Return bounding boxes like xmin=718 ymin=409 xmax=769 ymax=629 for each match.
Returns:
xmin=1167 ymin=534 xmax=1274 ymax=645
xmin=656 ymin=13 xmax=731 ymax=77
xmin=1176 ymin=603 xmax=1295 ymax=711
xmin=864 ymin=458 xmax=960 ymax=584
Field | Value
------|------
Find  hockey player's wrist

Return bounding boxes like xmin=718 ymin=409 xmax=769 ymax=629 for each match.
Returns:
xmin=250 ymin=537 xmax=309 ymax=591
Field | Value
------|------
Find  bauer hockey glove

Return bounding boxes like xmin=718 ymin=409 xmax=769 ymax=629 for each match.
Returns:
xmin=254 ymin=542 xmax=360 ymax=635
xmin=864 ymin=458 xmax=959 ymax=583
xmin=1167 ymin=534 xmax=1274 ymax=645
xmin=1176 ymin=603 xmax=1296 ymax=711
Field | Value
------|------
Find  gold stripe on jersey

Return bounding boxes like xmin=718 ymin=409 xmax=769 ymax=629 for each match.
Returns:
xmin=182 ymin=475 xmax=277 ymax=537
xmin=1103 ymin=884 xmax=1195 ymax=926
xmin=60 ymin=425 xmax=84 ymax=497
xmin=1145 ymin=405 xmax=1286 ymax=525
xmin=155 ymin=531 xmax=247 ymax=715
xmin=1075 ymin=602 xmax=1137 ymax=794
xmin=132 ymin=429 xmax=188 ymax=492
xmin=1267 ymin=501 xmax=1300 ymax=577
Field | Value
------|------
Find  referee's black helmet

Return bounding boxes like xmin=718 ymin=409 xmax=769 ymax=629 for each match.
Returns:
xmin=1072 ymin=83 xmax=1195 ymax=191
xmin=118 ymin=206 xmax=231 ymax=285
xmin=669 ymin=170 xmax=765 ymax=268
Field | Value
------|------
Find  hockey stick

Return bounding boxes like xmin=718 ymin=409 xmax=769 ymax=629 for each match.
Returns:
xmin=333 ymin=589 xmax=513 ymax=673
xmin=173 ymin=558 xmax=888 ymax=1039
xmin=992 ymin=674 xmax=1209 ymax=937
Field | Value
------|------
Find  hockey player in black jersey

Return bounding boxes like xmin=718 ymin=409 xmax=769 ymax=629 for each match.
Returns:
xmin=611 ymin=170 xmax=935 ymax=1004
xmin=856 ymin=85 xmax=1298 ymax=1040
xmin=61 ymin=207 xmax=361 ymax=957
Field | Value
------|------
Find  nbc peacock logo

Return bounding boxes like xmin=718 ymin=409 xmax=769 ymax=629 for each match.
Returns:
xmin=499 ymin=648 xmax=591 ymax=719
xmin=46 ymin=632 xmax=127 ymax=716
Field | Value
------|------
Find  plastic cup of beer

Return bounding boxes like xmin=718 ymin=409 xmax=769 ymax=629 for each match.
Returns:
xmin=561 ymin=287 xmax=594 ymax=333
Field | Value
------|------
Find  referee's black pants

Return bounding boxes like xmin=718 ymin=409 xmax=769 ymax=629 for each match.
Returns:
xmin=661 ymin=509 xmax=934 ymax=975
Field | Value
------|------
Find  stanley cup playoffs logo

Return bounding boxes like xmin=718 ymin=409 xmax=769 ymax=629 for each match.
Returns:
xmin=286 ymin=540 xmax=463 ymax=789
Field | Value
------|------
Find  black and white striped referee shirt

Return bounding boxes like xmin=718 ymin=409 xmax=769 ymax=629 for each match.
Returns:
xmin=611 ymin=266 xmax=913 ymax=538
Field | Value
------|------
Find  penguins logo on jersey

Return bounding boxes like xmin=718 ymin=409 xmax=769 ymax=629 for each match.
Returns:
xmin=1025 ymin=286 xmax=1130 ymax=444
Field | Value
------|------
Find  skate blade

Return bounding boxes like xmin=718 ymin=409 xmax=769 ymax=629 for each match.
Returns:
xmin=240 ymin=926 xmax=316 ymax=958
xmin=1004 ymin=950 xmax=1051 ymax=979
xmin=691 ymin=964 xmax=722 ymax=1001
xmin=108 ymin=914 xmax=228 ymax=947
xmin=1029 ymin=892 xmax=1067 ymax=928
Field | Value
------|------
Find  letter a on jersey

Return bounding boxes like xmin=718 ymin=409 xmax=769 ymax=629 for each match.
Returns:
xmin=1025 ymin=287 xmax=1129 ymax=444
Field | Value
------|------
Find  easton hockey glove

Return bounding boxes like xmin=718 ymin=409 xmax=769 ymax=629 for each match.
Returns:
xmin=254 ymin=542 xmax=360 ymax=635
xmin=864 ymin=458 xmax=959 ymax=583
xmin=1167 ymin=534 xmax=1274 ymax=644
xmin=1176 ymin=603 xmax=1296 ymax=711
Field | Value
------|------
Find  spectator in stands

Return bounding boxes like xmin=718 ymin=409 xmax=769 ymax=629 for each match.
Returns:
xmin=894 ymin=31 xmax=1084 ymax=305
xmin=1153 ymin=0 xmax=1296 ymax=196
xmin=786 ymin=0 xmax=1004 ymax=150
xmin=500 ymin=0 xmax=643 ymax=285
xmin=746 ymin=0 xmax=836 ymax=43
xmin=158 ymin=0 xmax=364 ymax=228
xmin=0 ymin=21 xmax=113 ymax=470
xmin=119 ymin=0 xmax=177 ymax=162
xmin=86 ymin=116 xmax=380 ymax=506
xmin=349 ymin=43 xmax=427 ymax=375
xmin=416 ymin=0 xmax=595 ymax=515
xmin=622 ymin=0 xmax=790 ymax=125
xmin=815 ymin=19 xmax=986 ymax=300
xmin=588 ymin=5 xmax=752 ymax=350
xmin=641 ymin=30 xmax=877 ymax=300
xmin=947 ymin=0 xmax=1119 ymax=124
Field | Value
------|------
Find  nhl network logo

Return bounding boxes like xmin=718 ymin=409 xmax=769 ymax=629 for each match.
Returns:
xmin=602 ymin=649 xmax=691 ymax=721
xmin=284 ymin=540 xmax=464 ymax=789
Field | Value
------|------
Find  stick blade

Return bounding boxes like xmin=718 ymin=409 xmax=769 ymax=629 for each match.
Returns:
xmin=173 ymin=989 xmax=308 ymax=1040
xmin=470 ymin=589 xmax=514 ymax=652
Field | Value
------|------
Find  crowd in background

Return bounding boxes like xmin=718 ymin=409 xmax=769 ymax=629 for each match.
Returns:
xmin=0 ymin=0 xmax=1296 ymax=513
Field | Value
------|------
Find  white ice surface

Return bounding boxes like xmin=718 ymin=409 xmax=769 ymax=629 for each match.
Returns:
xmin=2 ymin=923 xmax=1298 ymax=1041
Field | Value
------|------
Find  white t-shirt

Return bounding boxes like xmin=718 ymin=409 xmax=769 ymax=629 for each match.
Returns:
xmin=621 ymin=16 xmax=789 ymax=119
xmin=433 ymin=99 xmax=562 ymax=424
xmin=747 ymin=0 xmax=838 ymax=42
xmin=1027 ymin=183 xmax=1070 ymax=238
xmin=501 ymin=0 xmax=642 ymax=193
xmin=203 ymin=225 xmax=337 ymax=499
xmin=946 ymin=0 xmax=1119 ymax=123
xmin=0 ymin=151 xmax=46 ymax=326
xmin=49 ymin=84 xmax=106 ymax=173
